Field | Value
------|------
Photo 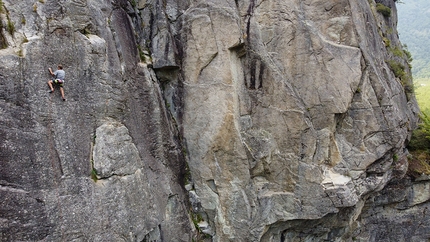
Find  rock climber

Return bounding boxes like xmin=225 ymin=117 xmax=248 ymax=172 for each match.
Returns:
xmin=47 ymin=64 xmax=66 ymax=101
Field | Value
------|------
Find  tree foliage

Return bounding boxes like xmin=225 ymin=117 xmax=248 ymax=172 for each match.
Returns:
xmin=407 ymin=112 xmax=430 ymax=176
xmin=408 ymin=112 xmax=430 ymax=151
xmin=398 ymin=2 xmax=430 ymax=171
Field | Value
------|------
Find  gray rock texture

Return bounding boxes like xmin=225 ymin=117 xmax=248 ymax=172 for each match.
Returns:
xmin=0 ymin=0 xmax=426 ymax=241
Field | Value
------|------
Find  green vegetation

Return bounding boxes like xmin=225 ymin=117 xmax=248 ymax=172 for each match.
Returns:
xmin=390 ymin=46 xmax=405 ymax=58
xmin=388 ymin=45 xmax=413 ymax=73
xmin=403 ymin=44 xmax=413 ymax=63
xmin=6 ymin=16 xmax=15 ymax=35
xmin=382 ymin=37 xmax=390 ymax=47
xmin=398 ymin=0 xmax=430 ymax=79
xmin=408 ymin=151 xmax=430 ymax=175
xmin=397 ymin=1 xmax=430 ymax=108
xmin=191 ymin=212 xmax=203 ymax=229
xmin=393 ymin=154 xmax=399 ymax=162
xmin=386 ymin=59 xmax=413 ymax=93
xmin=409 ymin=114 xmax=430 ymax=151
xmin=376 ymin=3 xmax=392 ymax=17
xmin=381 ymin=21 xmax=413 ymax=95
xmin=407 ymin=81 xmax=430 ymax=177
xmin=80 ymin=26 xmax=91 ymax=36
xmin=387 ymin=60 xmax=405 ymax=79
xmin=408 ymin=113 xmax=430 ymax=176
xmin=382 ymin=40 xmax=414 ymax=95
xmin=397 ymin=1 xmax=430 ymax=176
xmin=130 ymin=0 xmax=137 ymax=8
xmin=137 ymin=45 xmax=146 ymax=62
xmin=91 ymin=167 xmax=98 ymax=182
xmin=190 ymin=212 xmax=211 ymax=241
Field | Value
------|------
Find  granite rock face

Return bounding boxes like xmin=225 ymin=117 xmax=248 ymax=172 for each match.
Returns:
xmin=0 ymin=0 xmax=426 ymax=241
xmin=0 ymin=0 xmax=192 ymax=241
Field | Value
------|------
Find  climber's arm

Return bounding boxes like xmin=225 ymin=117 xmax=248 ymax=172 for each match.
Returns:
xmin=48 ymin=68 xmax=55 ymax=76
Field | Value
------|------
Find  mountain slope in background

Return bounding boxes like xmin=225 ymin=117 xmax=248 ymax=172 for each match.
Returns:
xmin=398 ymin=0 xmax=430 ymax=115
xmin=398 ymin=0 xmax=430 ymax=79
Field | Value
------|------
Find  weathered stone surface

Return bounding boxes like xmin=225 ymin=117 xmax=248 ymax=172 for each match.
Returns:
xmin=0 ymin=0 xmax=426 ymax=241
xmin=175 ymin=0 xmax=420 ymax=240
xmin=354 ymin=178 xmax=430 ymax=242
xmin=1 ymin=0 xmax=192 ymax=241
xmin=93 ymin=121 xmax=142 ymax=178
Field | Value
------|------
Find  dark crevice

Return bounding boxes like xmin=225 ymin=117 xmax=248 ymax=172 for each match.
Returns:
xmin=198 ymin=52 xmax=218 ymax=77
xmin=258 ymin=62 xmax=265 ymax=89
xmin=96 ymin=171 xmax=136 ymax=180
xmin=229 ymin=42 xmax=246 ymax=57
xmin=0 ymin=17 xmax=7 ymax=49
xmin=335 ymin=112 xmax=347 ymax=131
xmin=245 ymin=0 xmax=256 ymax=42
xmin=250 ymin=59 xmax=256 ymax=89
xmin=0 ymin=180 xmax=28 ymax=192
xmin=158 ymin=224 xmax=164 ymax=241
xmin=244 ymin=54 xmax=264 ymax=90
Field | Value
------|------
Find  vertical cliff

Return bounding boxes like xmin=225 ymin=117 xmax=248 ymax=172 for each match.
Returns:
xmin=0 ymin=0 xmax=193 ymax=241
xmin=0 ymin=0 xmax=426 ymax=241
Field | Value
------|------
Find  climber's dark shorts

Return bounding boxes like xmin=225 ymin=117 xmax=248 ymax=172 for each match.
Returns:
xmin=53 ymin=79 xmax=64 ymax=87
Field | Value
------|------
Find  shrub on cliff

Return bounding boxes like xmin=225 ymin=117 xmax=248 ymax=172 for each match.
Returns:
xmin=408 ymin=113 xmax=430 ymax=176
xmin=376 ymin=3 xmax=392 ymax=17
xmin=408 ymin=113 xmax=430 ymax=151
xmin=386 ymin=58 xmax=413 ymax=96
xmin=408 ymin=151 xmax=430 ymax=177
xmin=387 ymin=60 xmax=407 ymax=80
